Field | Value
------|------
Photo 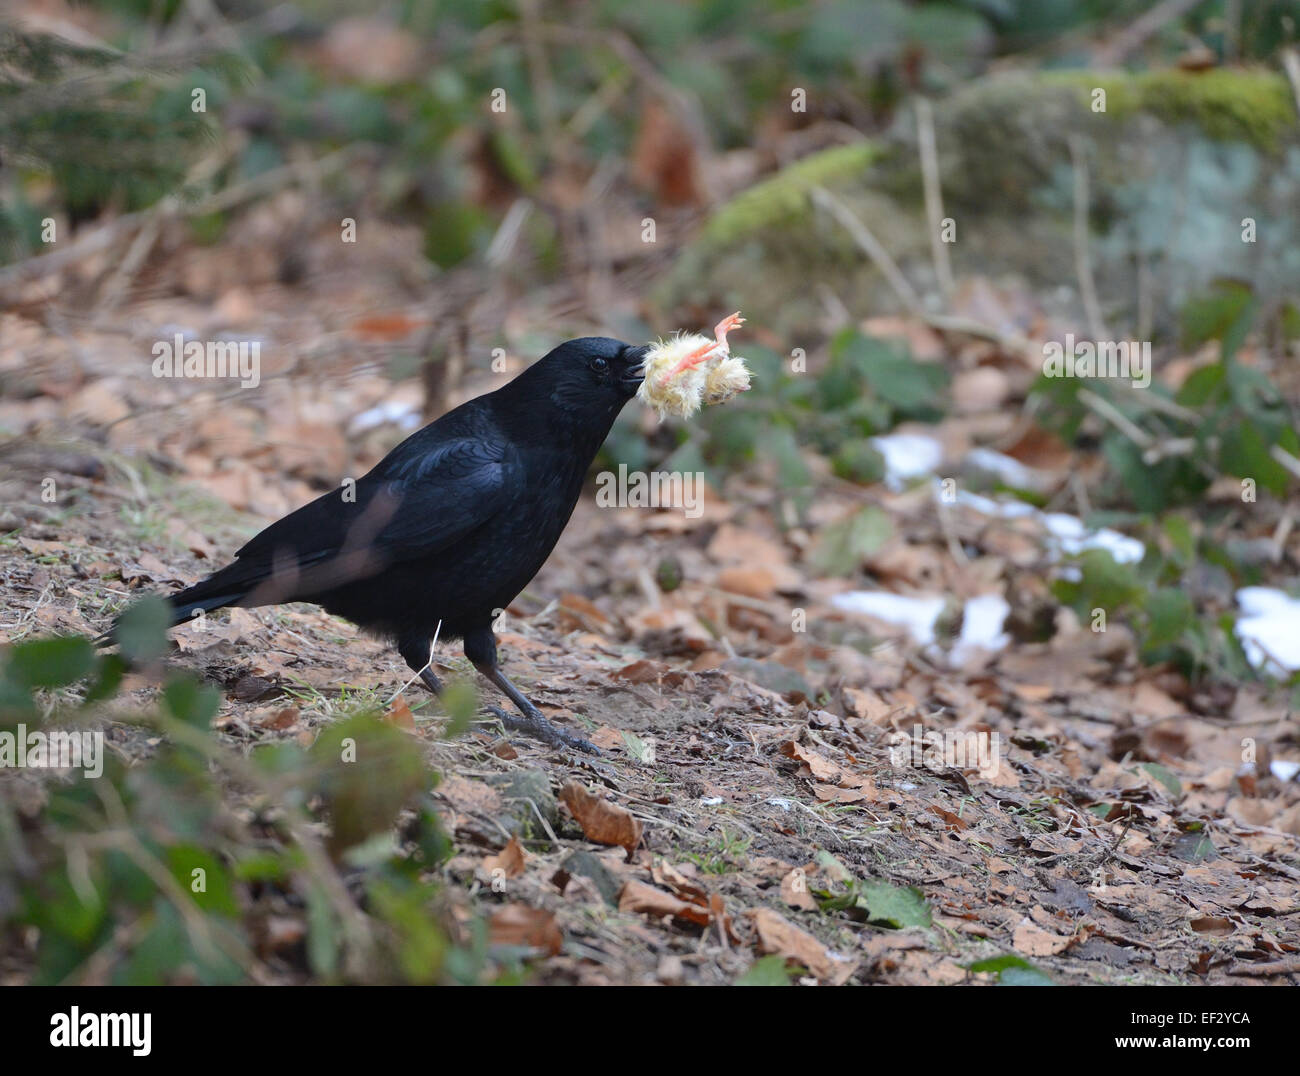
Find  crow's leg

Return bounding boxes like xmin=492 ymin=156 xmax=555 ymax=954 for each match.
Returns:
xmin=398 ymin=633 xmax=443 ymax=695
xmin=463 ymin=627 xmax=599 ymax=754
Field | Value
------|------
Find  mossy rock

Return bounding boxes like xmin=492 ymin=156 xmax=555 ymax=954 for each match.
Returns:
xmin=656 ymin=68 xmax=1300 ymax=338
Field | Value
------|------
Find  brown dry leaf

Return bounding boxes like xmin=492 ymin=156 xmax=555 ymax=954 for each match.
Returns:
xmin=589 ymin=726 xmax=626 ymax=751
xmin=614 ymin=659 xmax=671 ymax=684
xmin=1012 ymin=918 xmax=1073 ymax=956
xmin=748 ymin=907 xmax=856 ymax=985
xmin=652 ymin=860 xmax=708 ymax=904
xmin=630 ymin=99 xmax=704 ymax=207
xmin=779 ymin=740 xmax=846 ymax=784
xmin=556 ymin=592 xmax=612 ymax=632
xmin=18 ymin=537 xmax=68 ymax=557
xmin=483 ymin=836 xmax=527 ymax=881
xmin=813 ymin=783 xmax=870 ymax=804
xmin=626 ymin=605 xmax=714 ymax=651
xmin=780 ymin=868 xmax=819 ymax=911
xmin=489 ymin=904 xmax=562 ymax=956
xmin=560 ymin=781 xmax=643 ymax=854
xmin=928 ymin=805 xmax=969 ymax=831
xmin=842 ymin=686 xmax=895 ymax=724
xmin=439 ymin=775 xmax=504 ymax=816
xmin=618 ymin=879 xmax=710 ymax=927
xmin=383 ymin=697 xmax=416 ymax=731
xmin=257 ymin=706 xmax=300 ymax=731
xmin=1189 ymin=916 xmax=1235 ymax=936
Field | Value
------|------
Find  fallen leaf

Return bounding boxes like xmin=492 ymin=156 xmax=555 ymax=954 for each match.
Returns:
xmin=560 ymin=781 xmax=643 ymax=854
xmin=483 ymin=836 xmax=527 ymax=881
xmin=748 ymin=907 xmax=856 ymax=984
xmin=489 ymin=904 xmax=562 ymax=956
xmin=780 ymin=868 xmax=819 ymax=911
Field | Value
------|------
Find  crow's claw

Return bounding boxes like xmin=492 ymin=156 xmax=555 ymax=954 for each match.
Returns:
xmin=482 ymin=705 xmax=601 ymax=755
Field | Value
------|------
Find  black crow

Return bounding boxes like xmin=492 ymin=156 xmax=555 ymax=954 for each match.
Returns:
xmin=117 ymin=337 xmax=649 ymax=753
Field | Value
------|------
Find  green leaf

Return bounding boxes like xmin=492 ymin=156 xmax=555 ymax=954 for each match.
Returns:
xmin=1181 ymin=280 xmax=1256 ymax=361
xmin=1219 ymin=420 xmax=1290 ymax=496
xmin=166 ymin=845 xmax=240 ymax=916
xmin=116 ymin=596 xmax=172 ymax=664
xmin=83 ymin=653 xmax=126 ymax=704
xmin=1161 ymin=515 xmax=1196 ymax=564
xmin=1144 ymin=589 xmax=1193 ymax=650
xmin=1140 ymin=762 xmax=1183 ymax=799
xmin=856 ymin=881 xmax=932 ymax=928
xmin=735 ymin=954 xmax=799 ymax=985
xmin=967 ymin=953 xmax=1055 ymax=985
xmin=819 ymin=879 xmax=932 ymax=928
xmin=6 ymin=635 xmax=95 ymax=689
xmin=1052 ymin=549 xmax=1144 ymax=614
xmin=310 ymin=714 xmax=430 ymax=854
xmin=809 ymin=505 xmax=892 ymax=576
xmin=162 ymin=674 xmax=220 ymax=728
xmin=832 ymin=439 xmax=886 ymax=484
xmin=861 ymin=353 xmax=948 ymax=415
xmin=1175 ymin=361 xmax=1226 ymax=408
xmin=440 ymin=680 xmax=478 ymax=739
xmin=1171 ymin=831 xmax=1217 ymax=863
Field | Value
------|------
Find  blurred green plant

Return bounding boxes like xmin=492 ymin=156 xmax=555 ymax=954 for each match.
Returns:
xmin=0 ymin=601 xmax=509 ymax=985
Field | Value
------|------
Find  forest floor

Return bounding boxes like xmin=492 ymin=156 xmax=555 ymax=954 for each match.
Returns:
xmin=2 ymin=214 xmax=1298 ymax=986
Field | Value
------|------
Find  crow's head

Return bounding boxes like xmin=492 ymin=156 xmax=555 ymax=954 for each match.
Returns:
xmin=522 ymin=336 xmax=649 ymax=419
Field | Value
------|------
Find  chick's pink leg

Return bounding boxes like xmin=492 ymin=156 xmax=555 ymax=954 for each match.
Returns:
xmin=666 ymin=338 xmax=721 ymax=380
xmin=712 ymin=311 xmax=745 ymax=353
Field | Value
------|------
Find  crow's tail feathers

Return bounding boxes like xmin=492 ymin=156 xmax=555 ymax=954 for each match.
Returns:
xmin=95 ymin=575 xmax=248 ymax=650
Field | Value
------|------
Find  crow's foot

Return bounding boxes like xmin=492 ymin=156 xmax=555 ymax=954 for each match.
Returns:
xmin=482 ymin=704 xmax=600 ymax=755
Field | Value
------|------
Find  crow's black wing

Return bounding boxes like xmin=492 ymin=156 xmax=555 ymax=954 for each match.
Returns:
xmin=169 ymin=436 xmax=515 ymax=612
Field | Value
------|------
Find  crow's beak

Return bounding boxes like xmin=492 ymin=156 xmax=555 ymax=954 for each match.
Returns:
xmin=621 ymin=345 xmax=649 ymax=392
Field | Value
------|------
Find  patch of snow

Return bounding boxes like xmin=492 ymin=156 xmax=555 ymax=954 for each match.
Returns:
xmin=1235 ymin=587 xmax=1300 ymax=673
xmin=831 ymin=589 xmax=1009 ymax=666
xmin=954 ymin=489 xmax=1037 ymax=519
xmin=348 ymin=399 xmax=422 ymax=435
xmin=1043 ymin=513 xmax=1145 ymax=564
xmin=870 ymin=433 xmax=944 ymax=490
xmin=954 ymin=489 xmax=1145 ymax=565
xmin=950 ymin=593 xmax=1011 ymax=665
xmin=966 ymin=447 xmax=1037 ymax=488
xmin=831 ymin=591 xmax=946 ymax=646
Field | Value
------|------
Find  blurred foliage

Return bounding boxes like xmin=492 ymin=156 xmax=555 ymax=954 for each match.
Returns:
xmin=2 ymin=0 xmax=1298 ymax=983
xmin=1034 ymin=280 xmax=1298 ymax=514
xmin=7 ymin=0 xmax=1300 ymax=265
xmin=0 ymin=604 xmax=510 ymax=984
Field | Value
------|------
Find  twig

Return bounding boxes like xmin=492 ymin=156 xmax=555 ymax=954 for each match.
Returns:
xmin=1227 ymin=958 xmax=1300 ymax=978
xmin=1068 ymin=135 xmax=1108 ymax=342
xmin=1094 ymin=0 xmax=1203 ymax=66
xmin=1270 ymin=444 xmax=1300 ymax=482
xmin=914 ymin=97 xmax=954 ymax=301
xmin=0 ymin=145 xmax=361 ymax=300
xmin=810 ymin=186 xmax=924 ymax=316
xmin=1077 ymin=388 xmax=1153 ymax=449
xmin=388 ymin=622 xmax=442 ymax=705
xmin=1283 ymin=48 xmax=1300 ymax=119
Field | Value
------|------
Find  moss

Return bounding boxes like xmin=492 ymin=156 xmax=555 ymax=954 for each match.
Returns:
xmin=1042 ymin=68 xmax=1295 ymax=151
xmin=700 ymin=141 xmax=876 ymax=247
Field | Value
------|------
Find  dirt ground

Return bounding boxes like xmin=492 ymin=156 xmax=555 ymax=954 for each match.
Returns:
xmin=3 ymin=224 xmax=1298 ymax=986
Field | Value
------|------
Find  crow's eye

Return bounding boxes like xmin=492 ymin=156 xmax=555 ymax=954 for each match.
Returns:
xmin=590 ymin=357 xmax=609 ymax=374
